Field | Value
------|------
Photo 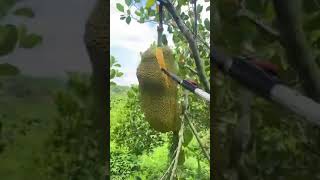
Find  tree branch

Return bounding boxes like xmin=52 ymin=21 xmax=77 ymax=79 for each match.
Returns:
xmin=180 ymin=20 xmax=210 ymax=50
xmin=237 ymin=8 xmax=280 ymax=39
xmin=160 ymin=91 xmax=188 ymax=180
xmin=273 ymin=0 xmax=320 ymax=101
xmin=169 ymin=118 xmax=184 ymax=180
xmin=184 ymin=64 xmax=198 ymax=75
xmin=160 ymin=0 xmax=210 ymax=92
xmin=185 ymin=115 xmax=210 ymax=162
xmin=159 ymin=148 xmax=176 ymax=180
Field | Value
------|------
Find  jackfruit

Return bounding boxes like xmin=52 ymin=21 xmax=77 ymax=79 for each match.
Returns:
xmin=137 ymin=45 xmax=180 ymax=132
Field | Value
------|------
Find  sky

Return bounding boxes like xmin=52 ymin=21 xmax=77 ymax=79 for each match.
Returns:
xmin=0 ymin=0 xmax=95 ymax=78
xmin=110 ymin=0 xmax=210 ymax=86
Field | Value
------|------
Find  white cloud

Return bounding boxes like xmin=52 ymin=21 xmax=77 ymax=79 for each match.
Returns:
xmin=110 ymin=1 xmax=157 ymax=53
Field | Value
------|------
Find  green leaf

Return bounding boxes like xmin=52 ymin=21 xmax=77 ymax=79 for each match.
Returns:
xmin=110 ymin=81 xmax=116 ymax=86
xmin=111 ymin=69 xmax=116 ymax=79
xmin=167 ymin=25 xmax=173 ymax=33
xmin=126 ymin=16 xmax=131 ymax=24
xmin=204 ymin=18 xmax=210 ymax=31
xmin=18 ymin=24 xmax=42 ymax=48
xmin=197 ymin=5 xmax=203 ymax=14
xmin=110 ymin=56 xmax=116 ymax=65
xmin=178 ymin=0 xmax=188 ymax=6
xmin=116 ymin=3 xmax=124 ymax=12
xmin=148 ymin=9 xmax=155 ymax=16
xmin=19 ymin=33 xmax=42 ymax=49
xmin=114 ymin=63 xmax=121 ymax=67
xmin=0 ymin=63 xmax=20 ymax=76
xmin=181 ymin=12 xmax=189 ymax=20
xmin=120 ymin=16 xmax=126 ymax=20
xmin=162 ymin=34 xmax=168 ymax=45
xmin=145 ymin=0 xmax=155 ymax=9
xmin=116 ymin=72 xmax=124 ymax=77
xmin=172 ymin=33 xmax=179 ymax=44
xmin=0 ymin=0 xmax=15 ymax=19
xmin=183 ymin=127 xmax=193 ymax=146
xmin=125 ymin=0 xmax=132 ymax=6
xmin=127 ymin=90 xmax=134 ymax=98
xmin=206 ymin=6 xmax=210 ymax=11
xmin=135 ymin=10 xmax=141 ymax=16
xmin=178 ymin=149 xmax=185 ymax=165
xmin=0 ymin=24 xmax=18 ymax=56
xmin=139 ymin=17 xmax=145 ymax=23
xmin=13 ymin=7 xmax=34 ymax=18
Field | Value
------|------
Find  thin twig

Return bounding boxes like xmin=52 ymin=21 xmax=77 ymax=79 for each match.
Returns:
xmin=170 ymin=20 xmax=210 ymax=50
xmin=196 ymin=34 xmax=210 ymax=50
xmin=193 ymin=0 xmax=197 ymax=37
xmin=169 ymin=118 xmax=184 ymax=180
xmin=158 ymin=3 xmax=164 ymax=46
xmin=162 ymin=91 xmax=188 ymax=180
xmin=184 ymin=64 xmax=198 ymax=75
xmin=237 ymin=8 xmax=280 ymax=39
xmin=185 ymin=115 xmax=210 ymax=162
xmin=181 ymin=20 xmax=210 ymax=50
xmin=130 ymin=16 xmax=158 ymax=24
xmin=169 ymin=92 xmax=189 ymax=180
xmin=159 ymin=148 xmax=177 ymax=180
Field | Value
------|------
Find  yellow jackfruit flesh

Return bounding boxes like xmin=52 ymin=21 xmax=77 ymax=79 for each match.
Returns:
xmin=136 ymin=45 xmax=180 ymax=132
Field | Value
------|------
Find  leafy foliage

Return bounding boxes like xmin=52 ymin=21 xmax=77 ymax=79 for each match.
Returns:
xmin=110 ymin=141 xmax=140 ymax=179
xmin=18 ymin=25 xmax=42 ymax=49
xmin=113 ymin=86 xmax=165 ymax=155
xmin=0 ymin=63 xmax=20 ymax=76
xmin=0 ymin=3 xmax=43 ymax=168
xmin=0 ymin=1 xmax=42 ymax=78
xmin=0 ymin=76 xmax=65 ymax=179
xmin=213 ymin=0 xmax=320 ymax=179
xmin=13 ymin=7 xmax=35 ymax=18
xmin=41 ymin=73 xmax=105 ymax=179
xmin=0 ymin=24 xmax=18 ymax=56
xmin=110 ymin=55 xmax=124 ymax=86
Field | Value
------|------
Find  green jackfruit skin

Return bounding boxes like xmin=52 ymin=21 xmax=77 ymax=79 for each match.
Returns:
xmin=137 ymin=45 xmax=180 ymax=132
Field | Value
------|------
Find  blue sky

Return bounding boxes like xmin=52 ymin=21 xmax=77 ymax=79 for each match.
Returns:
xmin=110 ymin=0 xmax=210 ymax=86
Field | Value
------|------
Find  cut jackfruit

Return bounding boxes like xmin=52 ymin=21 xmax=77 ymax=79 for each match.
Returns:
xmin=136 ymin=45 xmax=180 ymax=132
xmin=155 ymin=47 xmax=169 ymax=88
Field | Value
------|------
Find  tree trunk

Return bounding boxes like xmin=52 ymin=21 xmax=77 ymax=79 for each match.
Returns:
xmin=84 ymin=0 xmax=108 ymax=177
xmin=273 ymin=0 xmax=320 ymax=101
